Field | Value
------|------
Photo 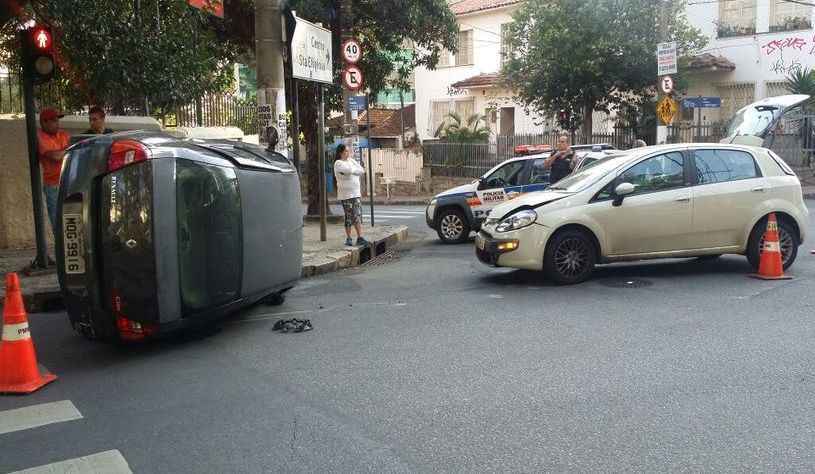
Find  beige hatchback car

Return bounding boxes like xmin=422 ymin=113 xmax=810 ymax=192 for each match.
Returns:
xmin=475 ymin=143 xmax=808 ymax=284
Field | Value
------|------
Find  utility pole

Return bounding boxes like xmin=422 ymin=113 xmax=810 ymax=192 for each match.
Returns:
xmin=656 ymin=0 xmax=671 ymax=145
xmin=255 ymin=0 xmax=288 ymax=154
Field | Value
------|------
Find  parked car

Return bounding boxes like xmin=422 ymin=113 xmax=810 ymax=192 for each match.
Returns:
xmin=426 ymin=144 xmax=619 ymax=243
xmin=475 ymin=143 xmax=808 ymax=284
xmin=56 ymin=131 xmax=303 ymax=342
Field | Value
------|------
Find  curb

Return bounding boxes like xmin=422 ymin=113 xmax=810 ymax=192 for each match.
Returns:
xmin=304 ymin=199 xmax=431 ymax=206
xmin=301 ymin=226 xmax=409 ymax=278
xmin=4 ymin=226 xmax=410 ymax=312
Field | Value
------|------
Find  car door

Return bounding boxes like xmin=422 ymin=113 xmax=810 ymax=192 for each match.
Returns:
xmin=524 ymin=157 xmax=551 ymax=194
xmin=588 ymin=151 xmax=693 ymax=256
xmin=472 ymin=159 xmax=528 ymax=219
xmin=688 ymin=148 xmax=764 ymax=249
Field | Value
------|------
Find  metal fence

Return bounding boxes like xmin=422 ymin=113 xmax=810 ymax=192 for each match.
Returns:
xmin=0 ymin=72 xmax=68 ymax=115
xmin=167 ymin=94 xmax=258 ymax=136
xmin=665 ymin=123 xmax=727 ymax=144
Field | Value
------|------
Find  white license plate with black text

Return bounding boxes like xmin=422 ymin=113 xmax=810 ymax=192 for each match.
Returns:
xmin=63 ymin=213 xmax=85 ymax=274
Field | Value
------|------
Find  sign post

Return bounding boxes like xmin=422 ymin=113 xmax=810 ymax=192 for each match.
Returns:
xmin=656 ymin=41 xmax=678 ymax=144
xmin=290 ymin=14 xmax=333 ymax=241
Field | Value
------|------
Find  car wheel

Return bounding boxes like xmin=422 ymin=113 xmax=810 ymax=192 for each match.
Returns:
xmin=262 ymin=292 xmax=286 ymax=306
xmin=543 ymin=229 xmax=597 ymax=285
xmin=436 ymin=208 xmax=470 ymax=244
xmin=746 ymin=216 xmax=799 ymax=270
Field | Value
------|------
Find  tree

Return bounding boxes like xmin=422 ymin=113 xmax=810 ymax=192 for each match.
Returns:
xmin=786 ymin=67 xmax=815 ymax=96
xmin=434 ymin=112 xmax=490 ymax=143
xmin=1 ymin=0 xmax=249 ymax=114
xmin=503 ymin=0 xmax=706 ymax=138
xmin=286 ymin=0 xmax=457 ymax=215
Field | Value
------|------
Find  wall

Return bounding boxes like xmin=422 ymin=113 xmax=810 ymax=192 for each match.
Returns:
xmin=0 ymin=115 xmax=53 ymax=249
xmin=685 ymin=0 xmax=815 ymax=122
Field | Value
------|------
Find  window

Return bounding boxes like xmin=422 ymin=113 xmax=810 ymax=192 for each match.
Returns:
xmin=431 ymin=100 xmax=450 ymax=135
xmin=693 ymin=149 xmax=759 ymax=184
xmin=431 ymin=98 xmax=475 ymax=136
xmin=619 ymin=152 xmax=685 ymax=195
xmin=455 ymin=30 xmax=473 ymax=66
xmin=530 ymin=158 xmax=550 ymax=184
xmin=719 ymin=0 xmax=757 ymax=36
xmin=484 ymin=160 xmax=527 ymax=188
xmin=500 ymin=23 xmax=514 ymax=67
xmin=454 ymin=98 xmax=474 ymax=120
xmin=717 ymin=83 xmax=755 ymax=121
xmin=770 ymin=0 xmax=811 ymax=32
xmin=176 ymin=160 xmax=242 ymax=313
xmin=765 ymin=81 xmax=789 ymax=98
xmin=438 ymin=47 xmax=451 ymax=67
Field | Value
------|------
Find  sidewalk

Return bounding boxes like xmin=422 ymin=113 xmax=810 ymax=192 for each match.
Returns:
xmin=0 ymin=222 xmax=408 ymax=313
xmin=305 ymin=195 xmax=434 ymax=206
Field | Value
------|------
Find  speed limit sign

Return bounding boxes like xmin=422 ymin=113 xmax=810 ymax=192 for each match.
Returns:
xmin=343 ymin=66 xmax=364 ymax=90
xmin=342 ymin=39 xmax=362 ymax=64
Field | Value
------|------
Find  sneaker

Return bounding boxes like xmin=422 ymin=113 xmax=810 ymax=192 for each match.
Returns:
xmin=344 ymin=237 xmax=354 ymax=246
xmin=356 ymin=237 xmax=369 ymax=246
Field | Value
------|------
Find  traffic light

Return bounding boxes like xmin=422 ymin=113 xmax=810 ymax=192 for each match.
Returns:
xmin=24 ymin=25 xmax=56 ymax=84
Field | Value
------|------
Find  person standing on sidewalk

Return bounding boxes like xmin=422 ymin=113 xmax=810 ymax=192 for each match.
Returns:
xmin=83 ymin=106 xmax=114 ymax=135
xmin=37 ymin=108 xmax=70 ymax=233
xmin=333 ymin=144 xmax=369 ymax=247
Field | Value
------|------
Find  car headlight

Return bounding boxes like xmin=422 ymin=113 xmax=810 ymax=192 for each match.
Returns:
xmin=495 ymin=209 xmax=537 ymax=233
xmin=427 ymin=198 xmax=437 ymax=217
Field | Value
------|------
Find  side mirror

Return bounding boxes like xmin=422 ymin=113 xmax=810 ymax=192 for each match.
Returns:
xmin=476 ymin=177 xmax=486 ymax=190
xmin=612 ymin=182 xmax=635 ymax=207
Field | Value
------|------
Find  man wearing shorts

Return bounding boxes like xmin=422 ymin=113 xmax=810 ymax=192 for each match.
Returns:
xmin=333 ymin=144 xmax=369 ymax=247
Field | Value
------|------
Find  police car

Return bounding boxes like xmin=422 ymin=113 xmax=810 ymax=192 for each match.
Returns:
xmin=425 ymin=143 xmax=622 ymax=243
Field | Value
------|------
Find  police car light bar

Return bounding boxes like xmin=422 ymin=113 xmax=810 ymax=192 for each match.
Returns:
xmin=514 ymin=144 xmax=553 ymax=156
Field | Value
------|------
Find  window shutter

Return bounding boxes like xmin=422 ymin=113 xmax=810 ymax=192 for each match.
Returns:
xmin=456 ymin=30 xmax=473 ymax=66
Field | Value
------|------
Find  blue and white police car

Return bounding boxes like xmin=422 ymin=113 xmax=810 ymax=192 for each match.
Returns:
xmin=425 ymin=143 xmax=622 ymax=243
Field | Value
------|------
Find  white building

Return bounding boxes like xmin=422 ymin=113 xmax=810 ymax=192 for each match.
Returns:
xmin=684 ymin=0 xmax=814 ymax=123
xmin=415 ymin=0 xmax=551 ymax=140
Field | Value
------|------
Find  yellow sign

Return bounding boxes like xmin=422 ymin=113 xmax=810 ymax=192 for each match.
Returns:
xmin=657 ymin=96 xmax=679 ymax=125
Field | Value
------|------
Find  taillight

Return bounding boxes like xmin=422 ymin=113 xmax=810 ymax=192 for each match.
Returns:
xmin=111 ymin=289 xmax=157 ymax=342
xmin=108 ymin=140 xmax=150 ymax=172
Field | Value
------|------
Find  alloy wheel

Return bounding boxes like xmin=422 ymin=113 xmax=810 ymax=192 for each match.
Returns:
xmin=553 ymin=237 xmax=591 ymax=278
xmin=441 ymin=214 xmax=464 ymax=240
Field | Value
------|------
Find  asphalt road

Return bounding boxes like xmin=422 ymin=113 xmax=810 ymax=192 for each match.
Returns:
xmin=3 ymin=204 xmax=815 ymax=472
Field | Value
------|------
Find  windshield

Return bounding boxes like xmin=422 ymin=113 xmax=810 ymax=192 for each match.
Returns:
xmin=725 ymin=105 xmax=780 ymax=138
xmin=547 ymin=155 xmax=629 ymax=192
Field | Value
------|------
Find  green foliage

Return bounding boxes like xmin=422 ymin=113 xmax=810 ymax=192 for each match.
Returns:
xmin=785 ymin=67 xmax=815 ymax=96
xmin=434 ymin=112 xmax=490 ymax=143
xmin=503 ymin=0 xmax=707 ymax=136
xmin=1 ymin=0 xmax=248 ymax=112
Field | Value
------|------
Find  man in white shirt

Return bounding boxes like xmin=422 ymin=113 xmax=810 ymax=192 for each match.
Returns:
xmin=333 ymin=144 xmax=369 ymax=246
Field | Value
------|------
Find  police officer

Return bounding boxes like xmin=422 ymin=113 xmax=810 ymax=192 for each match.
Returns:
xmin=544 ymin=134 xmax=575 ymax=183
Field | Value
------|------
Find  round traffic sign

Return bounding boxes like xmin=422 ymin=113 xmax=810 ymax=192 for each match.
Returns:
xmin=660 ymin=75 xmax=674 ymax=94
xmin=343 ymin=66 xmax=364 ymax=90
xmin=342 ymin=39 xmax=362 ymax=64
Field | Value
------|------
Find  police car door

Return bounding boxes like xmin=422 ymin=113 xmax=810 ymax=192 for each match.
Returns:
xmin=472 ymin=160 xmax=529 ymax=219
xmin=525 ymin=157 xmax=551 ymax=193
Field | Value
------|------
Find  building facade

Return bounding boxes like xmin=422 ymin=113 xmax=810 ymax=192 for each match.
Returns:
xmin=684 ymin=0 xmax=814 ymax=124
xmin=415 ymin=0 xmax=552 ymax=141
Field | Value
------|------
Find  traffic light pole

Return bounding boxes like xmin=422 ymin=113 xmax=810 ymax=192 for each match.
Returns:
xmin=20 ymin=37 xmax=49 ymax=269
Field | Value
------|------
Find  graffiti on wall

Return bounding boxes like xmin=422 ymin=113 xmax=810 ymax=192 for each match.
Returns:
xmin=761 ymin=35 xmax=815 ymax=74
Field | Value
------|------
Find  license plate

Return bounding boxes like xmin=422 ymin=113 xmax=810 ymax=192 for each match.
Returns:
xmin=476 ymin=235 xmax=486 ymax=250
xmin=62 ymin=213 xmax=86 ymax=274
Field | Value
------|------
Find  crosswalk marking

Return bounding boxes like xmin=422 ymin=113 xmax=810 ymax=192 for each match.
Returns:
xmin=0 ymin=400 xmax=82 ymax=436
xmin=11 ymin=450 xmax=132 ymax=474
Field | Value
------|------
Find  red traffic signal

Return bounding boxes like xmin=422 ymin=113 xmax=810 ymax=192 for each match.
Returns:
xmin=24 ymin=25 xmax=56 ymax=84
xmin=31 ymin=27 xmax=52 ymax=51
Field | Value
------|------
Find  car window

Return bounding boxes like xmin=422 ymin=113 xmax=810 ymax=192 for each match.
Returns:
xmin=619 ymin=152 xmax=685 ymax=195
xmin=529 ymin=158 xmax=550 ymax=184
xmin=693 ymin=149 xmax=760 ymax=184
xmin=484 ymin=160 xmax=527 ymax=188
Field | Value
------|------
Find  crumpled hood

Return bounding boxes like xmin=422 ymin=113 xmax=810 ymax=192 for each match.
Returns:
xmin=435 ymin=182 xmax=476 ymax=198
xmin=489 ymin=190 xmax=572 ymax=219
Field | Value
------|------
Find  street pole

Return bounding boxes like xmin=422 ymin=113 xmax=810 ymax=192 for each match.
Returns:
xmin=20 ymin=32 xmax=48 ymax=269
xmin=255 ymin=0 xmax=288 ymax=154
xmin=656 ymin=0 xmax=671 ymax=145
xmin=367 ymin=92 xmax=374 ymax=226
xmin=318 ymin=86 xmax=327 ymax=242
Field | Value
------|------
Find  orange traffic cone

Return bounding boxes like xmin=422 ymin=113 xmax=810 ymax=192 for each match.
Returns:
xmin=749 ymin=213 xmax=792 ymax=280
xmin=0 ymin=273 xmax=57 ymax=394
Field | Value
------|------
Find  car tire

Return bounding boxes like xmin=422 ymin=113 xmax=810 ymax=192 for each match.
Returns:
xmin=436 ymin=208 xmax=471 ymax=244
xmin=543 ymin=229 xmax=597 ymax=285
xmin=746 ymin=215 xmax=799 ymax=271
xmin=262 ymin=292 xmax=286 ymax=306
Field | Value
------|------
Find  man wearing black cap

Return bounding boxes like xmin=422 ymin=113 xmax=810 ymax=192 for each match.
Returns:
xmin=37 ymin=107 xmax=70 ymax=233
